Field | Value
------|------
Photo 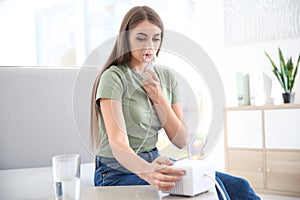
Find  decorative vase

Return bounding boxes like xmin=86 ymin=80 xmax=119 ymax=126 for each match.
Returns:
xmin=236 ymin=72 xmax=250 ymax=106
xmin=261 ymin=72 xmax=273 ymax=105
xmin=282 ymin=92 xmax=295 ymax=103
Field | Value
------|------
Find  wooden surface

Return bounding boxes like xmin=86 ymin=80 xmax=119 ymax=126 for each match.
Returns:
xmin=225 ymin=103 xmax=300 ymax=111
xmin=224 ymin=104 xmax=300 ymax=197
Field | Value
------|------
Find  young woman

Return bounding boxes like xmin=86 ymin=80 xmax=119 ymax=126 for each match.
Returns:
xmin=90 ymin=6 xmax=260 ymax=200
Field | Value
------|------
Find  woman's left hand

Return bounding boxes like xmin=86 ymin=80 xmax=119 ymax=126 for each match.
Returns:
xmin=142 ymin=68 xmax=162 ymax=104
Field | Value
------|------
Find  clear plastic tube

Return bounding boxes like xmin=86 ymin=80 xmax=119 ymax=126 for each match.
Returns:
xmin=135 ymin=54 xmax=156 ymax=154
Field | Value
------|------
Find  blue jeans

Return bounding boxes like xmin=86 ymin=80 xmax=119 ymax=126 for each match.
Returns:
xmin=94 ymin=148 xmax=260 ymax=200
xmin=94 ymin=148 xmax=159 ymax=186
xmin=215 ymin=172 xmax=260 ymax=200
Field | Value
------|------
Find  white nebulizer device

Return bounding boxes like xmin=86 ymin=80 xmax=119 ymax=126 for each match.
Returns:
xmin=162 ymin=160 xmax=216 ymax=197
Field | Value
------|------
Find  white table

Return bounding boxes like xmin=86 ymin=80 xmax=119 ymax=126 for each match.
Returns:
xmin=0 ymin=163 xmax=218 ymax=200
xmin=63 ymin=185 xmax=218 ymax=200
xmin=0 ymin=163 xmax=94 ymax=200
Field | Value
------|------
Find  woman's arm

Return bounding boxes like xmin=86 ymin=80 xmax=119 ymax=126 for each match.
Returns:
xmin=155 ymin=102 xmax=188 ymax=149
xmin=100 ymin=98 xmax=184 ymax=190
xmin=100 ymin=98 xmax=149 ymax=172
xmin=143 ymin=69 xmax=188 ymax=149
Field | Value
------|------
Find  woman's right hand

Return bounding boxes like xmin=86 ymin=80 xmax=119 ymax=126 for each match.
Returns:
xmin=138 ymin=157 xmax=185 ymax=191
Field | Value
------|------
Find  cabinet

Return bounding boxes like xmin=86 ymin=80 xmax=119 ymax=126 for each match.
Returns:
xmin=224 ymin=104 xmax=300 ymax=197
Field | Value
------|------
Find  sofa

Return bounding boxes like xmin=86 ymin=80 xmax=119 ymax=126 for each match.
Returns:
xmin=0 ymin=66 xmax=98 ymax=199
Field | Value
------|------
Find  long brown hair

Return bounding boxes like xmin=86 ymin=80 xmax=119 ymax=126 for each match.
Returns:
xmin=90 ymin=6 xmax=164 ymax=150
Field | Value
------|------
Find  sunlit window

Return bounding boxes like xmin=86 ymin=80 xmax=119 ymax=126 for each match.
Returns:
xmin=0 ymin=0 xmax=198 ymax=66
xmin=0 ymin=0 xmax=212 ymax=159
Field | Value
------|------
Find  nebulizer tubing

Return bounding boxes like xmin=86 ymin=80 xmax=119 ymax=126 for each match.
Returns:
xmin=135 ymin=54 xmax=156 ymax=154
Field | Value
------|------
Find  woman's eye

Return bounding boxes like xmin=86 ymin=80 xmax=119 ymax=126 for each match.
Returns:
xmin=136 ymin=37 xmax=146 ymax=41
xmin=153 ymin=38 xmax=161 ymax=42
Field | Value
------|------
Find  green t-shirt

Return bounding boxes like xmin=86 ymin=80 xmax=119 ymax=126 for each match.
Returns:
xmin=96 ymin=63 xmax=180 ymax=157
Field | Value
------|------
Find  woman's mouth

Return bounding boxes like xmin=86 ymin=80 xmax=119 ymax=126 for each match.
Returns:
xmin=143 ymin=53 xmax=155 ymax=63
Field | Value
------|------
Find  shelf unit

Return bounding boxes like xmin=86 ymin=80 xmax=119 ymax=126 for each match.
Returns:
xmin=224 ymin=104 xmax=300 ymax=197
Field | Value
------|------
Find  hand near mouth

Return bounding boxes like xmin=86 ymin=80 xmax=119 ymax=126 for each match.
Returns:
xmin=142 ymin=68 xmax=162 ymax=104
xmin=143 ymin=68 xmax=159 ymax=82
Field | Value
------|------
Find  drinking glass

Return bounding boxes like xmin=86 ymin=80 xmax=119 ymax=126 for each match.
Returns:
xmin=52 ymin=154 xmax=80 ymax=199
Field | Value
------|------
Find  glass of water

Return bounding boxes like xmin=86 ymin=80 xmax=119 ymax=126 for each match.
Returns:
xmin=52 ymin=154 xmax=80 ymax=200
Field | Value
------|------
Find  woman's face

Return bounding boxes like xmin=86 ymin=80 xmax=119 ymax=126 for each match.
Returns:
xmin=128 ymin=20 xmax=162 ymax=67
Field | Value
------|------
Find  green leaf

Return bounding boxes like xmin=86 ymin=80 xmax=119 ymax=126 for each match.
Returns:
xmin=286 ymin=58 xmax=293 ymax=92
xmin=265 ymin=51 xmax=285 ymax=91
xmin=274 ymin=68 xmax=286 ymax=90
xmin=278 ymin=48 xmax=288 ymax=92
xmin=279 ymin=48 xmax=286 ymax=70
xmin=290 ymin=53 xmax=300 ymax=92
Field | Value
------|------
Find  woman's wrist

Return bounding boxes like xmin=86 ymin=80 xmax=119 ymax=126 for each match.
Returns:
xmin=137 ymin=171 xmax=147 ymax=180
xmin=136 ymin=163 xmax=153 ymax=181
xmin=151 ymin=94 xmax=166 ymax=105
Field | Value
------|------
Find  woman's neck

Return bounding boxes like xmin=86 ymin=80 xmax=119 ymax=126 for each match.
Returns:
xmin=128 ymin=60 xmax=146 ymax=74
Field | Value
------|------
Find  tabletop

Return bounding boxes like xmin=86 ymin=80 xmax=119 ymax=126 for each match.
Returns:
xmin=77 ymin=185 xmax=218 ymax=200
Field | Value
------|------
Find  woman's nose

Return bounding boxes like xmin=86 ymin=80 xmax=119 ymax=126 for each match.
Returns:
xmin=145 ymin=39 xmax=155 ymax=49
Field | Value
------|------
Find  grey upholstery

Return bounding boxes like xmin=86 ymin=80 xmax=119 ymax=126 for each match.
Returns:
xmin=0 ymin=67 xmax=97 ymax=169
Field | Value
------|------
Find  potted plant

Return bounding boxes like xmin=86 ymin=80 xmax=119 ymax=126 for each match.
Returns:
xmin=265 ymin=48 xmax=299 ymax=103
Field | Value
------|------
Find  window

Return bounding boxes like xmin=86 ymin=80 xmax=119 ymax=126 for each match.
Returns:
xmin=0 ymin=0 xmax=213 ymax=158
